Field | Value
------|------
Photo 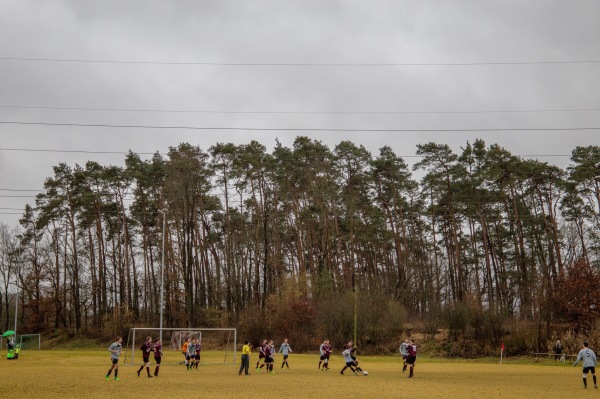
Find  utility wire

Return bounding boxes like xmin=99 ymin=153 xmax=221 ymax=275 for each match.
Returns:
xmin=0 ymin=147 xmax=156 ymax=155
xmin=0 ymin=147 xmax=572 ymax=157
xmin=1 ymin=121 xmax=599 ymax=132
xmin=1 ymin=57 xmax=599 ymax=67
xmin=1 ymin=104 xmax=599 ymax=115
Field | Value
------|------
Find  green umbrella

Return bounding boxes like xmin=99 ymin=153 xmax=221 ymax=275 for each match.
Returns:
xmin=2 ymin=330 xmax=15 ymax=338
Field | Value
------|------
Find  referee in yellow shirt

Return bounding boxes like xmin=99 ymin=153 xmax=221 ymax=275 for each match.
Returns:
xmin=239 ymin=340 xmax=252 ymax=375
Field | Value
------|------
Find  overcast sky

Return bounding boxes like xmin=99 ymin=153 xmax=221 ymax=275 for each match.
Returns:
xmin=1 ymin=0 xmax=599 ymax=226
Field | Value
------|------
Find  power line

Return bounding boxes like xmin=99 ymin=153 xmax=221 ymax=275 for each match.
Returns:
xmin=1 ymin=121 xmax=599 ymax=132
xmin=0 ymin=147 xmax=572 ymax=157
xmin=1 ymin=104 xmax=599 ymax=115
xmin=0 ymin=147 xmax=155 ymax=155
xmin=1 ymin=56 xmax=599 ymax=67
xmin=0 ymin=189 xmax=41 ymax=192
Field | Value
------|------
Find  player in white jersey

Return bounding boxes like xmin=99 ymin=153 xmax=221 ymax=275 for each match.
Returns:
xmin=573 ymin=341 xmax=598 ymax=389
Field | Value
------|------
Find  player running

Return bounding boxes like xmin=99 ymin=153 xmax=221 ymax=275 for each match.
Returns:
xmin=346 ymin=340 xmax=359 ymax=367
xmin=279 ymin=338 xmax=292 ymax=369
xmin=406 ymin=339 xmax=417 ymax=378
xmin=105 ymin=336 xmax=122 ymax=381
xmin=340 ymin=347 xmax=364 ymax=375
xmin=137 ymin=336 xmax=154 ymax=378
xmin=573 ymin=341 xmax=598 ymax=389
xmin=153 ymin=338 xmax=163 ymax=376
xmin=400 ymin=338 xmax=409 ymax=372
xmin=256 ymin=339 xmax=267 ymax=372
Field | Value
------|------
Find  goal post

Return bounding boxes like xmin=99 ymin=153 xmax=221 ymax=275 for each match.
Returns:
xmin=19 ymin=334 xmax=41 ymax=350
xmin=124 ymin=327 xmax=236 ymax=366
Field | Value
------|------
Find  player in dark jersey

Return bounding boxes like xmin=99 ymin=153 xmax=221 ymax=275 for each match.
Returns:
xmin=319 ymin=339 xmax=331 ymax=370
xmin=406 ymin=339 xmax=417 ymax=378
xmin=264 ymin=340 xmax=275 ymax=374
xmin=153 ymin=338 xmax=163 ymax=376
xmin=194 ymin=339 xmax=202 ymax=369
xmin=137 ymin=336 xmax=154 ymax=378
xmin=256 ymin=339 xmax=267 ymax=372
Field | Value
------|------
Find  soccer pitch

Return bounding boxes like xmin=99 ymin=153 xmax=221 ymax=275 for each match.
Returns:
xmin=0 ymin=350 xmax=589 ymax=398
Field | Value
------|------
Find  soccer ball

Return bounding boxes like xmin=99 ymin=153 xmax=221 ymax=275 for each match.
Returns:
xmin=362 ymin=371 xmax=368 ymax=376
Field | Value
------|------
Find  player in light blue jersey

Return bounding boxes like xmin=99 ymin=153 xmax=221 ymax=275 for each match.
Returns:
xmin=105 ymin=337 xmax=123 ymax=381
xmin=279 ymin=338 xmax=292 ymax=369
xmin=399 ymin=339 xmax=409 ymax=372
xmin=340 ymin=348 xmax=364 ymax=375
xmin=573 ymin=341 xmax=598 ymax=389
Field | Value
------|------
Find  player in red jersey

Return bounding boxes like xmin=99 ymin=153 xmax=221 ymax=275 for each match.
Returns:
xmin=137 ymin=336 xmax=154 ymax=378
xmin=153 ymin=338 xmax=163 ymax=376
xmin=194 ymin=339 xmax=202 ymax=369
xmin=320 ymin=339 xmax=332 ymax=370
xmin=264 ymin=340 xmax=275 ymax=374
xmin=256 ymin=339 xmax=267 ymax=372
xmin=406 ymin=339 xmax=417 ymax=378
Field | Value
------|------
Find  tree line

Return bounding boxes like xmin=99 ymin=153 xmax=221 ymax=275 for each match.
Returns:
xmin=0 ymin=138 xmax=598 ymax=352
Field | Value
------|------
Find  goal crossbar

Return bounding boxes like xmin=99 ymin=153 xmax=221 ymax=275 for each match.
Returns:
xmin=125 ymin=327 xmax=236 ymax=366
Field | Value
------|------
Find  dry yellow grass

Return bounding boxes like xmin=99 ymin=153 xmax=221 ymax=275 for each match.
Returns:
xmin=0 ymin=349 xmax=594 ymax=398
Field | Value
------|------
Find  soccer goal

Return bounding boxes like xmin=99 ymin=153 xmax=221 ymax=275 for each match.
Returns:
xmin=19 ymin=334 xmax=41 ymax=350
xmin=0 ymin=334 xmax=41 ymax=350
xmin=124 ymin=327 xmax=236 ymax=366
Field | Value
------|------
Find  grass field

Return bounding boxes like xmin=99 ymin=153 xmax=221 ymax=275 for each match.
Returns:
xmin=0 ymin=349 xmax=595 ymax=398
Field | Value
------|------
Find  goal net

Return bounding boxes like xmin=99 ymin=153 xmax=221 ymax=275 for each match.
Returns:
xmin=124 ymin=328 xmax=236 ymax=366
xmin=19 ymin=334 xmax=41 ymax=350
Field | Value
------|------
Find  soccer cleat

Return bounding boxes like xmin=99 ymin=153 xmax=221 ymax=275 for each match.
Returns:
xmin=114 ymin=378 xmax=119 ymax=381
xmin=148 ymin=375 xmax=153 ymax=378
xmin=137 ymin=370 xmax=141 ymax=377
xmin=105 ymin=376 xmax=109 ymax=381
xmin=340 ymin=371 xmax=344 ymax=375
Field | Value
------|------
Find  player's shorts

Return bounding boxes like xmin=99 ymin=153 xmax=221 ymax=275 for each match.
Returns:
xmin=154 ymin=356 xmax=162 ymax=365
xmin=402 ymin=354 xmax=408 ymax=360
xmin=195 ymin=354 xmax=200 ymax=361
xmin=320 ymin=355 xmax=326 ymax=360
xmin=584 ymin=366 xmax=596 ymax=374
xmin=265 ymin=356 xmax=273 ymax=363
xmin=186 ymin=354 xmax=192 ymax=360
xmin=345 ymin=361 xmax=357 ymax=367
xmin=143 ymin=356 xmax=150 ymax=363
xmin=111 ymin=358 xmax=119 ymax=365
xmin=283 ymin=355 xmax=288 ymax=360
xmin=406 ymin=355 xmax=416 ymax=365
xmin=259 ymin=354 xmax=265 ymax=359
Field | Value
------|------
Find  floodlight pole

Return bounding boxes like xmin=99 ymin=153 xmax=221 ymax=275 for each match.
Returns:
xmin=14 ymin=245 xmax=21 ymax=337
xmin=159 ymin=210 xmax=167 ymax=344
